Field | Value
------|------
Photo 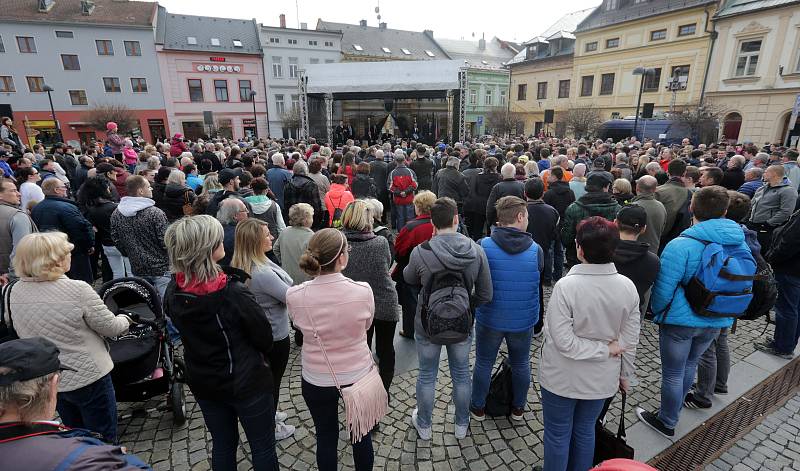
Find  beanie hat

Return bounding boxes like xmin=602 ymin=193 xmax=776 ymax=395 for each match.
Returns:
xmin=106 ymin=122 xmax=118 ymax=131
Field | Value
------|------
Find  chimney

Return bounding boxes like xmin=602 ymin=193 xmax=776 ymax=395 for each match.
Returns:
xmin=478 ymin=38 xmax=486 ymax=50
xmin=38 ymin=0 xmax=55 ymax=12
xmin=279 ymin=14 xmax=286 ymax=28
xmin=423 ymin=29 xmax=434 ymax=38
xmin=80 ymin=0 xmax=95 ymax=15
xmin=300 ymin=22 xmax=308 ymax=30
xmin=359 ymin=19 xmax=367 ymax=27
xmin=379 ymin=22 xmax=387 ymax=30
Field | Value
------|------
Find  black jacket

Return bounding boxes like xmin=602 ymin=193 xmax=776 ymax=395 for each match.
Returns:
xmin=31 ymin=196 xmax=94 ymax=251
xmin=161 ymin=183 xmax=195 ymax=222
xmin=722 ymin=167 xmax=745 ymax=191
xmin=164 ymin=267 xmax=273 ymax=402
xmin=433 ymin=167 xmax=469 ymax=203
xmin=486 ymin=179 xmax=525 ymax=227
xmin=351 ymin=173 xmax=377 ymax=199
xmin=205 ymin=190 xmax=252 ymax=219
xmin=369 ymin=159 xmax=389 ymax=196
xmin=768 ymin=208 xmax=800 ymax=277
xmin=85 ymin=199 xmax=117 ymax=247
xmin=613 ymin=239 xmax=660 ymax=311
xmin=152 ymin=181 xmax=167 ymax=209
xmin=198 ymin=151 xmax=222 ymax=173
xmin=284 ymin=174 xmax=324 ymax=230
xmin=543 ymin=180 xmax=576 ymax=222
xmin=464 ymin=171 xmax=501 ymax=214
xmin=525 ymin=200 xmax=560 ymax=251
xmin=409 ymin=157 xmax=434 ymax=191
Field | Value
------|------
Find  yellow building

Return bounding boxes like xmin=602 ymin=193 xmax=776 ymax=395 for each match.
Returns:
xmin=704 ymin=0 xmax=800 ymax=146
xmin=572 ymin=0 xmax=718 ymax=120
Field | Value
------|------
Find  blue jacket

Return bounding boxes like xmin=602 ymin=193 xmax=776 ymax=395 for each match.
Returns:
xmin=651 ymin=218 xmax=746 ymax=328
xmin=31 ymin=196 xmax=94 ymax=251
xmin=476 ymin=226 xmax=543 ymax=332
xmin=737 ymin=180 xmax=763 ymax=199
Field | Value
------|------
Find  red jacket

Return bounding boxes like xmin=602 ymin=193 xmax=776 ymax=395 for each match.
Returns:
xmin=170 ymin=139 xmax=188 ymax=158
xmin=324 ymin=183 xmax=354 ymax=226
xmin=392 ymin=214 xmax=433 ymax=278
xmin=388 ymin=164 xmax=418 ymax=205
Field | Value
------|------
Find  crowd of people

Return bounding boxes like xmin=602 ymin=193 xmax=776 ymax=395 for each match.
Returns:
xmin=0 ymin=117 xmax=799 ymax=471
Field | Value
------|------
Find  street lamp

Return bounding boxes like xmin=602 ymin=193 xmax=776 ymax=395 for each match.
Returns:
xmin=42 ymin=84 xmax=62 ymax=142
xmin=631 ymin=67 xmax=655 ymax=141
xmin=249 ymin=91 xmax=258 ymax=139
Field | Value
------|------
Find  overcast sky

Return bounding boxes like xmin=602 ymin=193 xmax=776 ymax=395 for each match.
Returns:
xmin=157 ymin=0 xmax=600 ymax=43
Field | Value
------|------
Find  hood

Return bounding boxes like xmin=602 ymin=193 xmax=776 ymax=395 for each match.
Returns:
xmin=490 ymin=226 xmax=533 ymax=254
xmin=244 ymin=195 xmax=275 ymax=215
xmin=165 ymin=183 xmax=187 ymax=197
xmin=682 ymin=218 xmax=745 ymax=245
xmin=577 ymin=191 xmax=618 ymax=208
xmin=740 ymin=223 xmax=761 ymax=254
xmin=117 ymin=196 xmax=155 ymax=217
xmin=426 ymin=232 xmax=479 ymax=272
xmin=613 ymin=239 xmax=651 ymax=264
xmin=549 ymin=180 xmax=571 ymax=194
xmin=328 ymin=183 xmax=348 ymax=195
xmin=343 ymin=229 xmax=376 ymax=242
xmin=238 ymin=187 xmax=254 ymax=197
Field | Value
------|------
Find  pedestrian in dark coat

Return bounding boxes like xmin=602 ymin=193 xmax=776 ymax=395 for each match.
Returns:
xmin=409 ymin=148 xmax=434 ymax=192
xmin=486 ymin=163 xmax=525 ymax=227
xmin=463 ymin=157 xmax=501 ymax=240
xmin=283 ymin=160 xmax=324 ymax=230
xmin=351 ymin=163 xmax=377 ymax=199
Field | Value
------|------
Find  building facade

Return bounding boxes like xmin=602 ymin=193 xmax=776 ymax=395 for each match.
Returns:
xmin=261 ymin=16 xmax=342 ymax=138
xmin=155 ymin=8 xmax=267 ymax=141
xmin=0 ymin=0 xmax=167 ymax=148
xmin=705 ymin=0 xmax=800 ymax=145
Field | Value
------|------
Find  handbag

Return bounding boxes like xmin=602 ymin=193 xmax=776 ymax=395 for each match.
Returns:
xmin=593 ymin=390 xmax=635 ymax=465
xmin=0 ymin=281 xmax=19 ymax=344
xmin=182 ymin=190 xmax=194 ymax=216
xmin=304 ymin=291 xmax=387 ymax=443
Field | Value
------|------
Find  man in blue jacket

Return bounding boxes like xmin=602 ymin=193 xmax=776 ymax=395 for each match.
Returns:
xmin=470 ymin=196 xmax=543 ymax=422
xmin=637 ymin=186 xmax=745 ymax=437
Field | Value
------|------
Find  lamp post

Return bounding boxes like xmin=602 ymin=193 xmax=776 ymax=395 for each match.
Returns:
xmin=249 ymin=91 xmax=258 ymax=139
xmin=631 ymin=67 xmax=655 ymax=141
xmin=42 ymin=84 xmax=62 ymax=143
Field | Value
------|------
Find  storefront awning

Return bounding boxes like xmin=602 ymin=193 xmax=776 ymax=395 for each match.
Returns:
xmin=304 ymin=60 xmax=464 ymax=95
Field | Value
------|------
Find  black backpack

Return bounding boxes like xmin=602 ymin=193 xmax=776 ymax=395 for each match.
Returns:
xmin=485 ymin=357 xmax=513 ymax=417
xmin=740 ymin=252 xmax=778 ymax=321
xmin=419 ymin=242 xmax=473 ymax=345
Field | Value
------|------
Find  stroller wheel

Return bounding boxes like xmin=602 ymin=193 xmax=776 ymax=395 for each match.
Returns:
xmin=170 ymin=382 xmax=186 ymax=425
xmin=173 ymin=357 xmax=186 ymax=383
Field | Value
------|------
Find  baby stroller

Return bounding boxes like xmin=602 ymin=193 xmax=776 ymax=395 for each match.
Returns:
xmin=99 ymin=277 xmax=187 ymax=425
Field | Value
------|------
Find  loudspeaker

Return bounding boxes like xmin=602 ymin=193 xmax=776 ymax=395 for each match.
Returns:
xmin=0 ymin=104 xmax=12 ymax=120
xmin=544 ymin=109 xmax=554 ymax=123
xmin=642 ymin=103 xmax=654 ymax=119
xmin=203 ymin=111 xmax=214 ymax=126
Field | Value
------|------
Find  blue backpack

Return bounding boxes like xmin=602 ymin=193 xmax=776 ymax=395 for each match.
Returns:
xmin=683 ymin=236 xmax=757 ymax=318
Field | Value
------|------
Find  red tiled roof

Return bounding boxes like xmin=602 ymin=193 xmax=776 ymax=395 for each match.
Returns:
xmin=4 ymin=0 xmax=157 ymax=27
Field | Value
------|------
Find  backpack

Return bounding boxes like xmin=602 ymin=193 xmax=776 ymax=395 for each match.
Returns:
xmin=484 ymin=357 xmax=513 ymax=417
xmin=418 ymin=242 xmax=473 ymax=345
xmin=328 ymin=194 xmax=345 ymax=229
xmin=739 ymin=254 xmax=777 ymax=321
xmin=682 ymin=236 xmax=757 ymax=318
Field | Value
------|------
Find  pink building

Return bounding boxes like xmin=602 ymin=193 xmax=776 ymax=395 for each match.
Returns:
xmin=155 ymin=8 xmax=268 ymax=141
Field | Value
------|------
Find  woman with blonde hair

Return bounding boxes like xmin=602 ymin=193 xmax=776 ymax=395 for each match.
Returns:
xmin=231 ymin=218 xmax=296 ymax=441
xmin=163 ymin=215 xmax=278 ymax=470
xmin=161 ymin=169 xmax=196 ymax=222
xmin=193 ymin=172 xmax=223 ymax=215
xmin=612 ymin=178 xmax=634 ymax=206
xmin=9 ymin=232 xmax=133 ymax=444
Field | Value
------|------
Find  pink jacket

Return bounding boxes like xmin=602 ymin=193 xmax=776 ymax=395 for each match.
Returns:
xmin=122 ymin=147 xmax=138 ymax=165
xmin=287 ymin=273 xmax=374 ymax=387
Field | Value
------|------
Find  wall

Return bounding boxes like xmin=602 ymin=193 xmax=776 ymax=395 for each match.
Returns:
xmin=510 ymin=54 xmax=575 ymax=135
xmin=465 ymin=68 xmax=510 ymax=135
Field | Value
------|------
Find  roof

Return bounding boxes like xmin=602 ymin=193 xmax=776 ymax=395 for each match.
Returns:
xmin=156 ymin=7 xmax=262 ymax=55
xmin=305 ymin=60 xmax=463 ymax=94
xmin=4 ymin=0 xmax=156 ymax=27
xmin=507 ymin=7 xmax=595 ymax=65
xmin=715 ymin=0 xmax=800 ymax=18
xmin=316 ymin=20 xmax=450 ymax=61
xmin=576 ymin=0 xmax=716 ymax=32
xmin=435 ymin=37 xmax=516 ymax=67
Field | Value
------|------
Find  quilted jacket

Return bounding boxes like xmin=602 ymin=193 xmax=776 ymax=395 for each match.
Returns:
xmin=651 ymin=218 xmax=743 ymax=329
xmin=9 ymin=276 xmax=130 ymax=392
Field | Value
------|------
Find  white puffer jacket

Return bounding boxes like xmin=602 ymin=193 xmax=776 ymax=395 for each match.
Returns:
xmin=10 ymin=276 xmax=129 ymax=392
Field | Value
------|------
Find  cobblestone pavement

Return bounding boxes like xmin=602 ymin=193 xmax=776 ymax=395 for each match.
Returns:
xmin=117 ymin=285 xmax=775 ymax=471
xmin=707 ymin=391 xmax=800 ymax=471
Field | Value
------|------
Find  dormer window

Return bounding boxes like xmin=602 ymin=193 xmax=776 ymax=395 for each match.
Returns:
xmin=353 ymin=44 xmax=363 ymax=51
xmin=187 ymin=36 xmax=197 ymax=45
xmin=401 ymin=48 xmax=411 ymax=55
xmin=605 ymin=0 xmax=618 ymax=10
xmin=382 ymin=47 xmax=391 ymax=53
xmin=211 ymin=38 xmax=220 ymax=46
xmin=233 ymin=40 xmax=243 ymax=47
xmin=425 ymin=50 xmax=435 ymax=57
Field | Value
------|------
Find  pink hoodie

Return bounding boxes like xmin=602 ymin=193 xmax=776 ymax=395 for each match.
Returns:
xmin=122 ymin=147 xmax=138 ymax=165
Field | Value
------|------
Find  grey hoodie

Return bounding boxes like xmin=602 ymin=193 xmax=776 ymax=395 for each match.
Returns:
xmin=403 ymin=231 xmax=492 ymax=340
xmin=750 ymin=179 xmax=798 ymax=226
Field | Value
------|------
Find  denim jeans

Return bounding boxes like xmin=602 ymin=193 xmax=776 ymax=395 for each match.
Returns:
xmin=541 ymin=387 xmax=605 ymax=471
xmin=695 ymin=328 xmax=730 ymax=403
xmin=56 ymin=373 xmax=118 ymax=444
xmin=302 ymin=379 xmax=374 ymax=471
xmin=393 ymin=203 xmax=415 ymax=231
xmin=196 ymin=393 xmax=279 ymax=471
xmin=543 ymin=239 xmax=564 ymax=283
xmin=415 ymin=332 xmax=472 ymax=428
xmin=773 ymin=273 xmax=800 ymax=354
xmin=471 ymin=323 xmax=533 ymax=410
xmin=658 ymin=324 xmax=719 ymax=429
xmin=102 ymin=245 xmax=131 ymax=280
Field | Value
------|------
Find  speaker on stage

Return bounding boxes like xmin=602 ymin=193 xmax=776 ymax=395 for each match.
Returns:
xmin=642 ymin=103 xmax=654 ymax=119
xmin=544 ymin=109 xmax=554 ymax=124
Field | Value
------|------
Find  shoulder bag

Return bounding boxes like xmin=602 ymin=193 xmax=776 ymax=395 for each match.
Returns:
xmin=182 ymin=190 xmax=194 ymax=216
xmin=593 ymin=390 xmax=635 ymax=465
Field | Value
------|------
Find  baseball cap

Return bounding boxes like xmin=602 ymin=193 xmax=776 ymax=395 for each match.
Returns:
xmin=218 ymin=168 xmax=242 ymax=185
xmin=0 ymin=337 xmax=74 ymax=386
xmin=616 ymin=205 xmax=648 ymax=230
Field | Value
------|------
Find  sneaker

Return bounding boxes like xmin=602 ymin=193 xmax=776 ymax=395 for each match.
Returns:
xmin=469 ymin=406 xmax=485 ymax=422
xmin=411 ymin=408 xmax=431 ymax=440
xmin=714 ymin=386 xmax=728 ymax=395
xmin=510 ymin=408 xmax=524 ymax=421
xmin=754 ymin=341 xmax=793 ymax=360
xmin=454 ymin=423 xmax=469 ymax=439
xmin=274 ymin=421 xmax=296 ymax=440
xmin=636 ymin=407 xmax=674 ymax=438
xmin=683 ymin=392 xmax=712 ymax=409
xmin=275 ymin=411 xmax=288 ymax=422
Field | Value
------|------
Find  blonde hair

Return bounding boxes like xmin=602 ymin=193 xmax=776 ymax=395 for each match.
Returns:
xmin=612 ymin=178 xmax=632 ymax=194
xmin=202 ymin=172 xmax=223 ymax=194
xmin=231 ymin=218 xmax=269 ymax=276
xmin=288 ymin=203 xmax=314 ymax=227
xmin=413 ymin=190 xmax=436 ymax=216
xmin=164 ymin=215 xmax=223 ymax=285
xmin=299 ymin=228 xmax=347 ymax=276
xmin=13 ymin=232 xmax=74 ymax=281
xmin=167 ymin=169 xmax=186 ymax=186
xmin=341 ymin=200 xmax=373 ymax=232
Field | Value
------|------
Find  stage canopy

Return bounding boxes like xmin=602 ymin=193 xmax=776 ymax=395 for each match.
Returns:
xmin=304 ymin=60 xmax=464 ymax=95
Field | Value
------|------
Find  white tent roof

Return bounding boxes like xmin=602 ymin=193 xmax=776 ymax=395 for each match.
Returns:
xmin=304 ymin=60 xmax=463 ymax=94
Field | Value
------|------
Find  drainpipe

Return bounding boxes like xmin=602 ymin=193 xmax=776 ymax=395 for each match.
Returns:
xmin=699 ymin=5 xmax=718 ymax=106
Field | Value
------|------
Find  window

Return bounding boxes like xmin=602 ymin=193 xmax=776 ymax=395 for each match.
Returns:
xmin=214 ymin=79 xmax=228 ymax=101
xmin=0 ymin=76 xmax=14 ymax=92
xmin=537 ymin=82 xmax=547 ymax=99
xmin=288 ymin=58 xmax=299 ymax=78
xmin=233 ymin=40 xmax=243 ymax=48
xmin=325 ymin=59 xmax=334 ymax=63
xmin=485 ymin=89 xmax=493 ymax=106
xmin=186 ymin=37 xmax=197 ymax=45
xmin=55 ymin=31 xmax=73 ymax=38
xmin=324 ymin=41 xmax=334 ymax=47
xmin=124 ymin=40 xmax=141 ymax=56
xmin=69 ymin=90 xmax=88 ymax=105
xmin=585 ymin=41 xmax=597 ymax=52
xmin=469 ymin=89 xmax=477 ymax=105
xmin=558 ymin=79 xmax=570 ymax=98
xmin=643 ymin=67 xmax=661 ymax=92
xmin=16 ymin=36 xmax=36 ymax=53
xmin=606 ymin=0 xmax=618 ymax=10
xmin=239 ymin=80 xmax=252 ymax=101
xmin=103 ymin=77 xmax=121 ymax=93
xmin=499 ymin=90 xmax=507 ymax=106
xmin=353 ymin=44 xmax=363 ymax=51
xmin=188 ymin=79 xmax=203 ymax=102
xmin=517 ymin=84 xmax=527 ymax=101
xmin=309 ymin=40 xmax=318 ymax=46
xmin=272 ymin=57 xmax=283 ymax=78
xmin=26 ymin=76 xmax=45 ymax=92
xmin=671 ymin=65 xmax=690 ymax=84
xmin=309 ymin=58 xmax=319 ymax=64
xmin=606 ymin=38 xmax=619 ymax=48
xmin=382 ymin=47 xmax=391 ymax=53
xmin=401 ymin=48 xmax=411 ymax=55
xmin=425 ymin=50 xmax=435 ymax=57
xmin=678 ymin=24 xmax=696 ymax=36
xmin=291 ymin=94 xmax=299 ymax=111
xmin=210 ymin=38 xmax=220 ymax=46
xmin=61 ymin=54 xmax=80 ymax=70
xmin=600 ymin=73 xmax=615 ymax=95
xmin=650 ymin=29 xmax=666 ymax=41
xmin=269 ymin=37 xmax=280 ymax=44
xmin=96 ymin=40 xmax=113 ymax=55
xmin=275 ymin=94 xmax=285 ymax=114
xmin=735 ymin=39 xmax=761 ymax=77
xmin=130 ymin=78 xmax=148 ymax=93
xmin=0 ymin=36 xmax=4 ymax=53
xmin=580 ymin=75 xmax=594 ymax=96
xmin=288 ymin=39 xmax=297 ymax=45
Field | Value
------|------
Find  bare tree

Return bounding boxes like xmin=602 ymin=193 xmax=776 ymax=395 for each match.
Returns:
xmin=669 ymin=101 xmax=725 ymax=144
xmin=281 ymin=107 xmax=302 ymax=134
xmin=86 ymin=103 xmax=137 ymax=135
xmin=558 ymin=104 xmax=602 ymax=139
xmin=484 ymin=107 xmax=525 ymax=137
